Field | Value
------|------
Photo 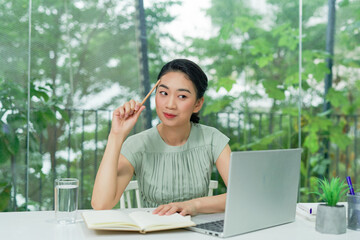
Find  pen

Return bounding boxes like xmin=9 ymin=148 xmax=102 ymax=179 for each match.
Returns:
xmin=346 ymin=176 xmax=355 ymax=195
xmin=297 ymin=204 xmax=313 ymax=215
xmin=140 ymin=80 xmax=161 ymax=107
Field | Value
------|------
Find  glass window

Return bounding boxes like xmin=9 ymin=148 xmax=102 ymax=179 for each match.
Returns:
xmin=1 ymin=0 xmax=359 ymax=211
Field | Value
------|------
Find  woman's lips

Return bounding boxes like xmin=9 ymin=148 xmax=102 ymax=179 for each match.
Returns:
xmin=164 ymin=113 xmax=176 ymax=119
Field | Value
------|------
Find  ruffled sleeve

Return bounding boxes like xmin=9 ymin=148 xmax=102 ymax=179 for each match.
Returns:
xmin=210 ymin=127 xmax=230 ymax=163
xmin=120 ymin=131 xmax=147 ymax=170
xmin=197 ymin=124 xmax=229 ymax=163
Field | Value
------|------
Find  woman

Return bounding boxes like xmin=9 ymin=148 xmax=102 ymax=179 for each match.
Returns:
xmin=92 ymin=59 xmax=231 ymax=216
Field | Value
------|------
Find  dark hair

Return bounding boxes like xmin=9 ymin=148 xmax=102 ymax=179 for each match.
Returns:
xmin=157 ymin=59 xmax=208 ymax=123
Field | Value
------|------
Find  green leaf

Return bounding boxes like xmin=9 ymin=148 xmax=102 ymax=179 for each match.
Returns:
xmin=309 ymin=154 xmax=331 ymax=176
xmin=31 ymin=86 xmax=50 ymax=102
xmin=282 ymin=107 xmax=299 ymax=116
xmin=249 ymin=38 xmax=272 ymax=55
xmin=43 ymin=109 xmax=57 ymax=123
xmin=304 ymin=132 xmax=319 ymax=153
xmin=312 ymin=178 xmax=348 ymax=206
xmin=56 ymin=108 xmax=70 ymax=123
xmin=273 ymin=24 xmax=298 ymax=51
xmin=233 ymin=131 xmax=284 ymax=150
xmin=340 ymin=58 xmax=360 ymax=68
xmin=203 ymin=97 xmax=234 ymax=115
xmin=303 ymin=61 xmax=330 ymax=82
xmin=339 ymin=0 xmax=350 ymax=7
xmin=0 ymin=139 xmax=11 ymax=164
xmin=330 ymin=128 xmax=352 ymax=151
xmin=284 ymin=72 xmax=299 ymax=85
xmin=5 ymin=134 xmax=20 ymax=156
xmin=219 ymin=23 xmax=233 ymax=40
xmin=326 ymin=88 xmax=348 ymax=108
xmin=234 ymin=16 xmax=256 ymax=32
xmin=0 ymin=181 xmax=11 ymax=211
xmin=262 ymin=80 xmax=285 ymax=100
xmin=257 ymin=55 xmax=273 ymax=68
xmin=302 ymin=115 xmax=333 ymax=132
xmin=216 ymin=77 xmax=236 ymax=92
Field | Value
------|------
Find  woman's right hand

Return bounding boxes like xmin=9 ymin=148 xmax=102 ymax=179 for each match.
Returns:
xmin=110 ymin=100 xmax=145 ymax=139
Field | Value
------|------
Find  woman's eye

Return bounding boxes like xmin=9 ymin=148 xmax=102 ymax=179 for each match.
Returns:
xmin=159 ymin=91 xmax=167 ymax=96
xmin=179 ymin=95 xmax=187 ymax=99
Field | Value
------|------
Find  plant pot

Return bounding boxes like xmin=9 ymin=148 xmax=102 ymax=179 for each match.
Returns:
xmin=315 ymin=204 xmax=346 ymax=234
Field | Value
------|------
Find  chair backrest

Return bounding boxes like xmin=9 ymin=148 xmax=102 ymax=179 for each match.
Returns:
xmin=119 ymin=180 xmax=219 ymax=209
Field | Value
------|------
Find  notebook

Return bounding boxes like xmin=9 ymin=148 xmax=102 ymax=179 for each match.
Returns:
xmin=188 ymin=148 xmax=302 ymax=238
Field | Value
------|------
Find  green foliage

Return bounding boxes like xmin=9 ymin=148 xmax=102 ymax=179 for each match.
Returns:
xmin=1 ymin=0 xmax=359 ymax=210
xmin=0 ymin=181 xmax=11 ymax=211
xmin=203 ymin=96 xmax=235 ymax=116
xmin=0 ymin=78 xmax=63 ymax=211
xmin=309 ymin=154 xmax=331 ymax=176
xmin=231 ymin=131 xmax=284 ymax=151
xmin=262 ymin=80 xmax=285 ymax=100
xmin=301 ymin=112 xmax=352 ymax=154
xmin=216 ymin=77 xmax=237 ymax=92
xmin=311 ymin=177 xmax=348 ymax=206
xmin=191 ymin=0 xmax=359 ymax=202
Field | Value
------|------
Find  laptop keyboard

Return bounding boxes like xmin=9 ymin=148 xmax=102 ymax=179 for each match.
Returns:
xmin=195 ymin=220 xmax=224 ymax=232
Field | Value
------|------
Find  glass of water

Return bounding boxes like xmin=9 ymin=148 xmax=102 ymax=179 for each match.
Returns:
xmin=54 ymin=178 xmax=79 ymax=224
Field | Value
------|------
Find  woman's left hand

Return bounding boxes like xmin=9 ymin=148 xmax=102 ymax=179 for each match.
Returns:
xmin=152 ymin=200 xmax=198 ymax=216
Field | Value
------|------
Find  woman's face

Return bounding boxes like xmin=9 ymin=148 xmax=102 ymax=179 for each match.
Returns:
xmin=155 ymin=71 xmax=203 ymax=127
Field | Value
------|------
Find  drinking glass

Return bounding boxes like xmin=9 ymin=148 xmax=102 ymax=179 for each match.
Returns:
xmin=54 ymin=178 xmax=79 ymax=224
xmin=348 ymin=193 xmax=360 ymax=230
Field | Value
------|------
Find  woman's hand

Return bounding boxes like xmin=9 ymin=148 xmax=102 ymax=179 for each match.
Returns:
xmin=152 ymin=200 xmax=199 ymax=216
xmin=110 ymin=100 xmax=145 ymax=139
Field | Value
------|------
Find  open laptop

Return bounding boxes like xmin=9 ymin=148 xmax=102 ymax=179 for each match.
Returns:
xmin=187 ymin=148 xmax=302 ymax=238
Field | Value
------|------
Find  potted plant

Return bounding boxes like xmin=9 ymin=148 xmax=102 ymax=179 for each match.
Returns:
xmin=312 ymin=177 xmax=348 ymax=234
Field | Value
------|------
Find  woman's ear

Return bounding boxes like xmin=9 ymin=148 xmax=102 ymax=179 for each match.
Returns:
xmin=193 ymin=97 xmax=204 ymax=113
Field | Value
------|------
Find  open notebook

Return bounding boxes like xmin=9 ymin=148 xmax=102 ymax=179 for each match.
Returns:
xmin=82 ymin=210 xmax=195 ymax=233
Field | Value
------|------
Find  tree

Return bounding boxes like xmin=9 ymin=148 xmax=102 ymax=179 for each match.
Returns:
xmin=182 ymin=0 xmax=358 ymax=200
xmin=0 ymin=0 xmax=182 ymax=210
xmin=0 ymin=78 xmax=61 ymax=210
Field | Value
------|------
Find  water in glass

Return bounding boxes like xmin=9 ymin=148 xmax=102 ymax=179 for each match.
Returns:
xmin=55 ymin=178 xmax=79 ymax=224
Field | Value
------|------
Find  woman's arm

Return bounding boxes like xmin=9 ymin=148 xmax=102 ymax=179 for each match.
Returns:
xmin=91 ymin=100 xmax=145 ymax=210
xmin=91 ymin=134 xmax=134 ymax=209
xmin=153 ymin=144 xmax=231 ymax=216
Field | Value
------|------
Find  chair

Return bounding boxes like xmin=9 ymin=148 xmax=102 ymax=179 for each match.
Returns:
xmin=120 ymin=180 xmax=219 ymax=209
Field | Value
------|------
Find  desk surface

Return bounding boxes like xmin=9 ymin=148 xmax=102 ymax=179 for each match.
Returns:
xmin=0 ymin=208 xmax=359 ymax=240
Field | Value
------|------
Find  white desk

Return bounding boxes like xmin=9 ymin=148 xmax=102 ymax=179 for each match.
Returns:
xmin=0 ymin=209 xmax=359 ymax=240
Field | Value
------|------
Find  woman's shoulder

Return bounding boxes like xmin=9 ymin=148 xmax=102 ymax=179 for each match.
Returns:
xmin=193 ymin=123 xmax=223 ymax=135
xmin=125 ymin=127 xmax=156 ymax=143
xmin=191 ymin=123 xmax=228 ymax=144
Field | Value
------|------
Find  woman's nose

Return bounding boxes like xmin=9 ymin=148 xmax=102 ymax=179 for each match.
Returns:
xmin=166 ymin=95 xmax=176 ymax=109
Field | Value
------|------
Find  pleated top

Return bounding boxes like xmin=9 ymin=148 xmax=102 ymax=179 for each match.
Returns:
xmin=120 ymin=123 xmax=229 ymax=208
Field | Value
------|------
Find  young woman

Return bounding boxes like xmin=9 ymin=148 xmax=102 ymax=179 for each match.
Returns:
xmin=92 ymin=59 xmax=231 ymax=216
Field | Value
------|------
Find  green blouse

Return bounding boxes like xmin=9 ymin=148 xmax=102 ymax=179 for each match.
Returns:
xmin=120 ymin=123 xmax=229 ymax=207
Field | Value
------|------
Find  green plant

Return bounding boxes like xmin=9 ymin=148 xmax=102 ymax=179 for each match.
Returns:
xmin=312 ymin=177 xmax=349 ymax=206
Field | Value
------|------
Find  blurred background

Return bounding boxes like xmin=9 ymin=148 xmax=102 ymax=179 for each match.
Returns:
xmin=0 ymin=0 xmax=359 ymax=211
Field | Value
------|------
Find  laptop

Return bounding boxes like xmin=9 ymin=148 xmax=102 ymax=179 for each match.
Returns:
xmin=187 ymin=148 xmax=302 ymax=238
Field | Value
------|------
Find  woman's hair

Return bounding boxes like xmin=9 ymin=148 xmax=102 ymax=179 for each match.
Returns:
xmin=157 ymin=59 xmax=208 ymax=123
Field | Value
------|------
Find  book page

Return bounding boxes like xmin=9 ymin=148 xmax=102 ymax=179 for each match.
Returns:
xmin=82 ymin=210 xmax=140 ymax=230
xmin=129 ymin=211 xmax=195 ymax=231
